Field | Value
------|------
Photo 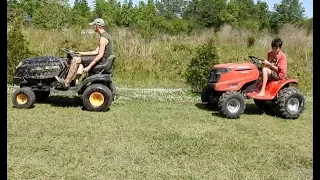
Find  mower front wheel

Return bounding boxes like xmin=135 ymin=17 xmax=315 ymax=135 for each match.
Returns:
xmin=12 ymin=87 xmax=36 ymax=109
xmin=218 ymin=91 xmax=246 ymax=119
xmin=82 ymin=84 xmax=112 ymax=111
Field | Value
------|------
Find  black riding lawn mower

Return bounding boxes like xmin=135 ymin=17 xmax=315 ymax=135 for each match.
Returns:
xmin=11 ymin=48 xmax=116 ymax=111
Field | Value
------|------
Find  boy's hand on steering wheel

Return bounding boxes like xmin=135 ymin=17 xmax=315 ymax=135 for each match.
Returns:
xmin=262 ymin=60 xmax=271 ymax=67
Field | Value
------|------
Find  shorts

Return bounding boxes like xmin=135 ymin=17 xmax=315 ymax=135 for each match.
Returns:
xmin=74 ymin=55 xmax=108 ymax=67
xmin=79 ymin=55 xmax=95 ymax=67
xmin=269 ymin=70 xmax=279 ymax=81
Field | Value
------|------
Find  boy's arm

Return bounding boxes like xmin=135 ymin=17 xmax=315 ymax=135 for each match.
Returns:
xmin=77 ymin=46 xmax=99 ymax=56
xmin=268 ymin=63 xmax=278 ymax=72
xmin=267 ymin=56 xmax=285 ymax=72
xmin=84 ymin=37 xmax=109 ymax=71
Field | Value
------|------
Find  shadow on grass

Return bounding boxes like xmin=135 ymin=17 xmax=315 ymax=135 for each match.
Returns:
xmin=12 ymin=105 xmax=36 ymax=109
xmin=195 ymin=103 xmax=218 ymax=111
xmin=41 ymin=95 xmax=83 ymax=108
xmin=195 ymin=103 xmax=274 ymax=118
xmin=39 ymin=95 xmax=111 ymax=112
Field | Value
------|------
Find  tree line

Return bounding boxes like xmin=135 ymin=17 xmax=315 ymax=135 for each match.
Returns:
xmin=7 ymin=0 xmax=312 ymax=36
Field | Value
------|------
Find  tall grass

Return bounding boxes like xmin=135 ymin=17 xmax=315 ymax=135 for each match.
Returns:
xmin=21 ymin=24 xmax=313 ymax=94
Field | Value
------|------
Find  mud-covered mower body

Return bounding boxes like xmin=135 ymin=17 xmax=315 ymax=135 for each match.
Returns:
xmin=11 ymin=54 xmax=117 ymax=110
xmin=13 ymin=56 xmax=67 ymax=87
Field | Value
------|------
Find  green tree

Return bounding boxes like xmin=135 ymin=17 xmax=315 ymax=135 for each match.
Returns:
xmin=222 ymin=0 xmax=260 ymax=30
xmin=182 ymin=0 xmax=199 ymax=19
xmin=131 ymin=0 xmax=158 ymax=37
xmin=270 ymin=0 xmax=305 ymax=32
xmin=71 ymin=0 xmax=91 ymax=27
xmin=117 ymin=0 xmax=135 ymax=27
xmin=155 ymin=0 xmax=187 ymax=18
xmin=197 ymin=0 xmax=227 ymax=28
xmin=93 ymin=0 xmax=106 ymax=18
xmin=32 ymin=0 xmax=70 ymax=29
xmin=256 ymin=0 xmax=270 ymax=30
xmin=7 ymin=0 xmax=24 ymax=22
xmin=19 ymin=0 xmax=46 ymax=18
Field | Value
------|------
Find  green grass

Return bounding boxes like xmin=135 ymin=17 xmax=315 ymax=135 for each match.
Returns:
xmin=8 ymin=87 xmax=313 ymax=179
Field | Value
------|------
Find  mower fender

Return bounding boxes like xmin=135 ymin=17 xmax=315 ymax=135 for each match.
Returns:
xmin=266 ymin=79 xmax=298 ymax=98
xmin=76 ymin=74 xmax=112 ymax=93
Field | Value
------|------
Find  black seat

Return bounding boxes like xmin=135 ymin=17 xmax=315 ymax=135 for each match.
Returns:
xmin=89 ymin=55 xmax=116 ymax=74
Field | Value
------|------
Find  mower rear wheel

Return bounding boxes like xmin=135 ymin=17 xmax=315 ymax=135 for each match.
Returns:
xmin=218 ymin=91 xmax=246 ymax=119
xmin=82 ymin=84 xmax=112 ymax=111
xmin=274 ymin=87 xmax=305 ymax=119
xmin=12 ymin=87 xmax=36 ymax=109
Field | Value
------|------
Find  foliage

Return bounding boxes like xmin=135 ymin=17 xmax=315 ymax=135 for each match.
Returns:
xmin=185 ymin=38 xmax=221 ymax=92
xmin=6 ymin=0 xmax=311 ymax=36
xmin=6 ymin=0 xmax=312 ymax=93
xmin=7 ymin=16 xmax=35 ymax=84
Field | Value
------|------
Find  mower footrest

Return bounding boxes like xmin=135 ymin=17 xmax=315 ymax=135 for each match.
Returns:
xmin=246 ymin=91 xmax=274 ymax=100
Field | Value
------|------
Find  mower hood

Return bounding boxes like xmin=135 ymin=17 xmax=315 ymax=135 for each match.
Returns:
xmin=213 ymin=63 xmax=256 ymax=71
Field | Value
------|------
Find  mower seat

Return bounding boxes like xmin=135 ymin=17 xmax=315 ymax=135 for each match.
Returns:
xmin=89 ymin=55 xmax=116 ymax=74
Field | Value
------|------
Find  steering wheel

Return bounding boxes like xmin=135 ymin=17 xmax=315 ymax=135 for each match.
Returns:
xmin=248 ymin=56 xmax=264 ymax=65
xmin=61 ymin=48 xmax=80 ymax=56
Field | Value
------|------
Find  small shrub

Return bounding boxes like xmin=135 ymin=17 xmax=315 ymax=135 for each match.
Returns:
xmin=185 ymin=38 xmax=221 ymax=92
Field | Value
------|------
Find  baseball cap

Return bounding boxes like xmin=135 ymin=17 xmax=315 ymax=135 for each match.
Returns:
xmin=89 ymin=18 xmax=105 ymax=26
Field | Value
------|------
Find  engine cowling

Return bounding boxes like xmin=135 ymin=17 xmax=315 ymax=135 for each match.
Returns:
xmin=13 ymin=56 xmax=67 ymax=85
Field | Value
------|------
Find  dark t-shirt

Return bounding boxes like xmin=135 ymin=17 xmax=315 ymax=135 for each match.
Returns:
xmin=101 ymin=31 xmax=113 ymax=64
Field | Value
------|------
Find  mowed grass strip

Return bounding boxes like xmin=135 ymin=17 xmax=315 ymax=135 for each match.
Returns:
xmin=8 ymin=92 xmax=312 ymax=180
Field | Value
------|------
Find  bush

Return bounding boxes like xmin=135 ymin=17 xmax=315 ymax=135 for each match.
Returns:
xmin=7 ymin=16 xmax=34 ymax=84
xmin=185 ymin=38 xmax=221 ymax=92
xmin=247 ymin=36 xmax=255 ymax=47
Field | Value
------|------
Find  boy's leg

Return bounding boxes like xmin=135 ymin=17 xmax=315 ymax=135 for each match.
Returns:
xmin=77 ymin=64 xmax=84 ymax=74
xmin=257 ymin=67 xmax=272 ymax=96
xmin=55 ymin=56 xmax=81 ymax=88
xmin=74 ymin=55 xmax=95 ymax=84
xmin=73 ymin=64 xmax=84 ymax=85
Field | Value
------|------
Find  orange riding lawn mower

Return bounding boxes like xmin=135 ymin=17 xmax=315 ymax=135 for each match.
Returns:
xmin=201 ymin=56 xmax=306 ymax=119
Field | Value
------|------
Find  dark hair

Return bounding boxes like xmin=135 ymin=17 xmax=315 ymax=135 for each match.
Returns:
xmin=271 ymin=38 xmax=283 ymax=48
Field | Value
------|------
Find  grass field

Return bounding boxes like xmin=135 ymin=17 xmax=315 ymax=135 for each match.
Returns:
xmin=8 ymin=86 xmax=313 ymax=179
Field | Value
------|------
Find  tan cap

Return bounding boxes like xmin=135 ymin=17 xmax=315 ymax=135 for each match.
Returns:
xmin=89 ymin=18 xmax=105 ymax=26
